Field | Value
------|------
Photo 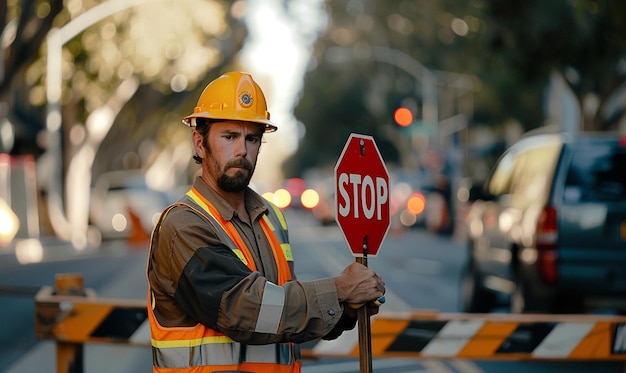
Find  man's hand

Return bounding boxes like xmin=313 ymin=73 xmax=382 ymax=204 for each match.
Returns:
xmin=343 ymin=299 xmax=383 ymax=321
xmin=334 ymin=262 xmax=385 ymax=305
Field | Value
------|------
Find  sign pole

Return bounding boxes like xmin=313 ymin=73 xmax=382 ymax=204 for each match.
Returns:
xmin=356 ymin=236 xmax=372 ymax=373
xmin=334 ymin=133 xmax=390 ymax=373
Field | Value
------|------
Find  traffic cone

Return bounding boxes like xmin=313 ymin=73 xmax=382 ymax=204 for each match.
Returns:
xmin=127 ymin=207 xmax=150 ymax=247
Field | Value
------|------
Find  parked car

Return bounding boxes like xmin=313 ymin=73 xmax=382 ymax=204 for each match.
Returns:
xmin=90 ymin=170 xmax=170 ymax=241
xmin=462 ymin=131 xmax=626 ymax=314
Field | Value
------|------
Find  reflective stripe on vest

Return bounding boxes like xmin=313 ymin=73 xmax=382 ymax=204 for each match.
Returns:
xmin=148 ymin=188 xmax=300 ymax=372
xmin=184 ymin=190 xmax=256 ymax=267
xmin=263 ymin=201 xmax=294 ymax=262
xmin=185 ymin=187 xmax=292 ymax=284
xmin=153 ymin=341 xmax=295 ymax=369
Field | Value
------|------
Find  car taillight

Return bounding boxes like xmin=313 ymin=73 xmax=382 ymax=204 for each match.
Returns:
xmin=536 ymin=205 xmax=558 ymax=283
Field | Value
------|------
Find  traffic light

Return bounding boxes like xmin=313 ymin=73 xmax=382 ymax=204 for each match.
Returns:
xmin=393 ymin=107 xmax=413 ymax=127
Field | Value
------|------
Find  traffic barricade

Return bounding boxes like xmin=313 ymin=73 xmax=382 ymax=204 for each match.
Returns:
xmin=35 ymin=274 xmax=626 ymax=373
xmin=35 ymin=273 xmax=148 ymax=373
xmin=306 ymin=310 xmax=626 ymax=361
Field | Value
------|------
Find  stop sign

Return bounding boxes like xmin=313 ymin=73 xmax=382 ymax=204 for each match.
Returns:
xmin=334 ymin=133 xmax=390 ymax=257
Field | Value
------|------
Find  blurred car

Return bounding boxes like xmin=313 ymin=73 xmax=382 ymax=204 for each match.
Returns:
xmin=261 ymin=177 xmax=321 ymax=211
xmin=90 ymin=170 xmax=170 ymax=241
xmin=308 ymin=175 xmax=336 ymax=225
xmin=388 ymin=168 xmax=428 ymax=231
xmin=462 ymin=131 xmax=626 ymax=314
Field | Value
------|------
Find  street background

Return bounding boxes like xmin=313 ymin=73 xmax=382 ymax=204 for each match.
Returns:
xmin=1 ymin=209 xmax=623 ymax=373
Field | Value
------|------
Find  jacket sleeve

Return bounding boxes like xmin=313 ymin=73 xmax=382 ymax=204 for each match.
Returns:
xmin=175 ymin=244 xmax=346 ymax=344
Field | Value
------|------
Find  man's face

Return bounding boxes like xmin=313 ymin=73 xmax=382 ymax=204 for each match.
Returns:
xmin=194 ymin=121 xmax=263 ymax=193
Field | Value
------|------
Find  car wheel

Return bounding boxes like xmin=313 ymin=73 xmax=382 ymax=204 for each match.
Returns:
xmin=461 ymin=260 xmax=496 ymax=313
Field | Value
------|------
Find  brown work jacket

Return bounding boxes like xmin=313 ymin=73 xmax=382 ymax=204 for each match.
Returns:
xmin=147 ymin=176 xmax=354 ymax=345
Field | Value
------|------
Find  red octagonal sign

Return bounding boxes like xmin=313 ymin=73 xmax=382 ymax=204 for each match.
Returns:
xmin=334 ymin=133 xmax=390 ymax=257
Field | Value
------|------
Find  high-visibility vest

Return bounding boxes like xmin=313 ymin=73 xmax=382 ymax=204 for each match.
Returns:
xmin=147 ymin=187 xmax=301 ymax=372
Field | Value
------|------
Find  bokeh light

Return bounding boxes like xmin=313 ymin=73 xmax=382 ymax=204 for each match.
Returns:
xmin=393 ymin=107 xmax=413 ymax=127
xmin=273 ymin=188 xmax=292 ymax=209
xmin=300 ymin=189 xmax=320 ymax=209
xmin=406 ymin=192 xmax=426 ymax=215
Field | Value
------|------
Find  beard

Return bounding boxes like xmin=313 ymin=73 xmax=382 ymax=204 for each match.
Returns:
xmin=216 ymin=158 xmax=254 ymax=192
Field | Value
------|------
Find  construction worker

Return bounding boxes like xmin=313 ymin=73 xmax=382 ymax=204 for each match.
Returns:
xmin=146 ymin=71 xmax=385 ymax=372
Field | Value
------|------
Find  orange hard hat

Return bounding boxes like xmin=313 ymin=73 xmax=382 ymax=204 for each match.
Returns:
xmin=182 ymin=71 xmax=277 ymax=132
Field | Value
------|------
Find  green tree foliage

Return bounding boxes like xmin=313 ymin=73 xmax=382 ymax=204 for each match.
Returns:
xmin=288 ymin=0 xmax=626 ymax=178
xmin=0 ymin=0 xmax=64 ymax=154
xmin=485 ymin=0 xmax=626 ymax=131
xmin=1 ymin=0 xmax=248 ymax=169
xmin=2 ymin=0 xmax=250 ymax=239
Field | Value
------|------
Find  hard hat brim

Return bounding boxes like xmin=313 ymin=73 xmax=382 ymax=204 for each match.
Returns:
xmin=182 ymin=112 xmax=278 ymax=133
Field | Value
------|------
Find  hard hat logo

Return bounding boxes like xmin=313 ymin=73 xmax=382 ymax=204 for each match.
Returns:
xmin=182 ymin=71 xmax=278 ymax=133
xmin=239 ymin=92 xmax=253 ymax=108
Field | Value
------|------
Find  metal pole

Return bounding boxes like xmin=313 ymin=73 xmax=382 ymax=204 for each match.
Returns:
xmin=356 ymin=236 xmax=372 ymax=373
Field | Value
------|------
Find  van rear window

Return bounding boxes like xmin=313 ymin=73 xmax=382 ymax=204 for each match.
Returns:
xmin=564 ymin=141 xmax=626 ymax=202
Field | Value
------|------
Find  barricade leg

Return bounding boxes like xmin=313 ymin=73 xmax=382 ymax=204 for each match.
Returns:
xmin=54 ymin=273 xmax=85 ymax=373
